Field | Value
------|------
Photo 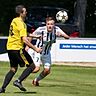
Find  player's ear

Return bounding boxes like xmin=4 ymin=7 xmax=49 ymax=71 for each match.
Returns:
xmin=21 ymin=9 xmax=24 ymax=13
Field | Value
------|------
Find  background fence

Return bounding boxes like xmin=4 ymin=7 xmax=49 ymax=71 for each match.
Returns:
xmin=0 ymin=37 xmax=96 ymax=62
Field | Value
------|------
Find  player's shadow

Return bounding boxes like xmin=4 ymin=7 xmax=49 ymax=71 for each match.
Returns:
xmin=39 ymin=84 xmax=65 ymax=87
xmin=14 ymin=91 xmax=37 ymax=94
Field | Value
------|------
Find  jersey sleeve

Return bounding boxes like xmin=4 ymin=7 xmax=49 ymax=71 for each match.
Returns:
xmin=56 ymin=26 xmax=65 ymax=34
xmin=32 ymin=27 xmax=42 ymax=35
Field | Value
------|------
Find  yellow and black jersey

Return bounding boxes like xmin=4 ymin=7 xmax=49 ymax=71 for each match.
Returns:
xmin=7 ymin=17 xmax=27 ymax=50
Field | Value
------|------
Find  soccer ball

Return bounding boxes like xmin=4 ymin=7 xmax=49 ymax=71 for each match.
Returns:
xmin=56 ymin=10 xmax=68 ymax=23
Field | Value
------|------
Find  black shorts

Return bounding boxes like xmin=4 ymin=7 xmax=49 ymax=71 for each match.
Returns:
xmin=7 ymin=49 xmax=33 ymax=67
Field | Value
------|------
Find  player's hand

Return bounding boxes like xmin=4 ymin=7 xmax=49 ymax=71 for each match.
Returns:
xmin=25 ymin=46 xmax=29 ymax=51
xmin=35 ymin=47 xmax=42 ymax=53
xmin=64 ymin=36 xmax=70 ymax=39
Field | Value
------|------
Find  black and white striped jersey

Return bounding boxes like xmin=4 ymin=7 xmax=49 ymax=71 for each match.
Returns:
xmin=33 ymin=26 xmax=64 ymax=55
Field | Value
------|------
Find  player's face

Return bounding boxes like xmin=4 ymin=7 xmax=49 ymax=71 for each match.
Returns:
xmin=46 ymin=20 xmax=55 ymax=32
xmin=21 ymin=8 xmax=27 ymax=19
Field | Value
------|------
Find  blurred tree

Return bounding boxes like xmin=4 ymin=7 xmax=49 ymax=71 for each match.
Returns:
xmin=85 ymin=0 xmax=96 ymax=37
xmin=73 ymin=0 xmax=87 ymax=37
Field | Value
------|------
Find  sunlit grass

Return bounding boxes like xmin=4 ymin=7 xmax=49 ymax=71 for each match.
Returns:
xmin=0 ymin=62 xmax=96 ymax=96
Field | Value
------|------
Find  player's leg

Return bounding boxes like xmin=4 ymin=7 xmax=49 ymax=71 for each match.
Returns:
xmin=0 ymin=50 xmax=19 ymax=93
xmin=0 ymin=67 xmax=18 ymax=93
xmin=27 ymin=48 xmax=34 ymax=59
xmin=33 ymin=53 xmax=51 ymax=86
xmin=32 ymin=67 xmax=51 ymax=86
xmin=13 ymin=49 xmax=35 ymax=91
xmin=32 ymin=51 xmax=41 ymax=73
xmin=27 ymin=48 xmax=41 ymax=73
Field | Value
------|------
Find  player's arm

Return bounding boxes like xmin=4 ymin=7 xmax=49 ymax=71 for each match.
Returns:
xmin=29 ymin=27 xmax=42 ymax=39
xmin=19 ymin=21 xmax=42 ymax=52
xmin=25 ymin=37 xmax=32 ymax=51
xmin=56 ymin=26 xmax=70 ymax=39
xmin=60 ymin=31 xmax=70 ymax=39
xmin=28 ymin=33 xmax=41 ymax=39
xmin=22 ymin=36 xmax=42 ymax=53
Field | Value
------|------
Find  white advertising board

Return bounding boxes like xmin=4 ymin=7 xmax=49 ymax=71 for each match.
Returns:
xmin=51 ymin=38 xmax=96 ymax=62
xmin=0 ymin=37 xmax=96 ymax=62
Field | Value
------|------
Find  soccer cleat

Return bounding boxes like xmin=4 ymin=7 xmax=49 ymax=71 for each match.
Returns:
xmin=13 ymin=80 xmax=26 ymax=91
xmin=32 ymin=80 xmax=39 ymax=86
xmin=0 ymin=88 xmax=5 ymax=93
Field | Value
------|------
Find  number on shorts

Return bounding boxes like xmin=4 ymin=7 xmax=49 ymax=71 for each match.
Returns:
xmin=36 ymin=57 xmax=39 ymax=62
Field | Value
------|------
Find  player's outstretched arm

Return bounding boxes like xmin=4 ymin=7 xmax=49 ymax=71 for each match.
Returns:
xmin=61 ymin=32 xmax=70 ymax=39
xmin=56 ymin=26 xmax=70 ymax=39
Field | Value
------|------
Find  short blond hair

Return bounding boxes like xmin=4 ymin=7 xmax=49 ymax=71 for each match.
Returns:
xmin=46 ymin=17 xmax=55 ymax=22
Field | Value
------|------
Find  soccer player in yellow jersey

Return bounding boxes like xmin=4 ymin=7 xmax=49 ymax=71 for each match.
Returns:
xmin=0 ymin=5 xmax=42 ymax=93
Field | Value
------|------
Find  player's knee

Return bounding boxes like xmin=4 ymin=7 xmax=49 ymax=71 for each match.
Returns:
xmin=10 ymin=67 xmax=18 ymax=73
xmin=44 ymin=68 xmax=50 ymax=75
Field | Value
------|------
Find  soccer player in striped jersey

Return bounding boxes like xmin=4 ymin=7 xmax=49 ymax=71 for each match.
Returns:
xmin=0 ymin=5 xmax=42 ymax=93
xmin=26 ymin=17 xmax=69 ymax=86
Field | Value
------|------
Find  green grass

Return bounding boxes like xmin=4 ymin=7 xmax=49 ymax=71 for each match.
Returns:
xmin=0 ymin=62 xmax=96 ymax=96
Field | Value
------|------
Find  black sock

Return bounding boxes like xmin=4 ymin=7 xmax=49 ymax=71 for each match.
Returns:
xmin=2 ymin=70 xmax=15 ymax=89
xmin=18 ymin=65 xmax=35 ymax=82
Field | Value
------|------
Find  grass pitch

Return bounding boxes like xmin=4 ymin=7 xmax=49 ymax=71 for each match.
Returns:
xmin=0 ymin=62 xmax=96 ymax=96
